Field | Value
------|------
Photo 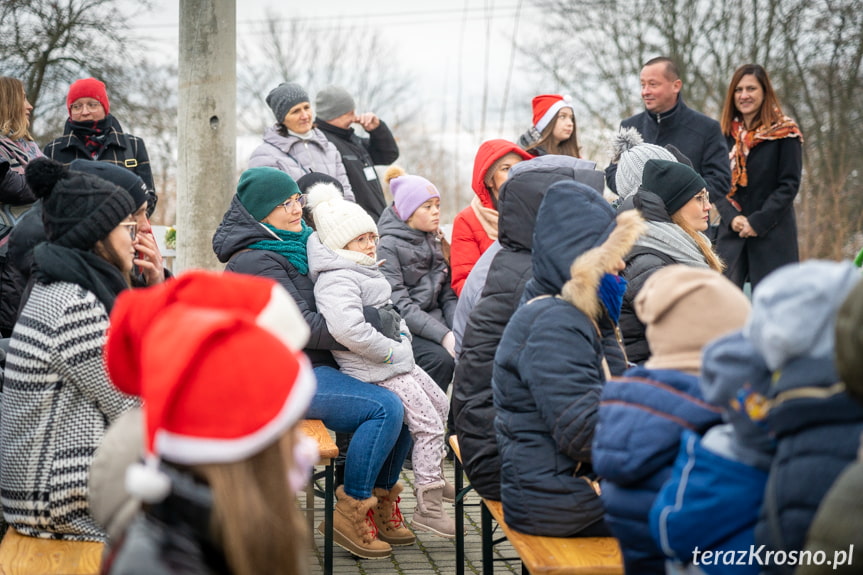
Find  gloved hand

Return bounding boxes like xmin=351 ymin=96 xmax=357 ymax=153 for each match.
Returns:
xmin=441 ymin=331 xmax=456 ymax=358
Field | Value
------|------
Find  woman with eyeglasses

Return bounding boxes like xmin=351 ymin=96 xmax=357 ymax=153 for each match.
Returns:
xmin=716 ymin=64 xmax=803 ymax=292
xmin=0 ymin=157 xmax=139 ymax=542
xmin=42 ymin=78 xmax=157 ymax=215
xmin=213 ymin=167 xmax=413 ymax=559
xmin=619 ymin=159 xmax=725 ymax=365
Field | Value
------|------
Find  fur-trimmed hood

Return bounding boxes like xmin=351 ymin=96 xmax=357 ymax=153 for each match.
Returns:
xmin=527 ymin=179 xmax=645 ymax=318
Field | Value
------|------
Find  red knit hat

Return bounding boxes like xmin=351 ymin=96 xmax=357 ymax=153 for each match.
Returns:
xmin=531 ymin=94 xmax=573 ymax=132
xmin=106 ymin=270 xmax=315 ymax=502
xmin=66 ymin=77 xmax=110 ymax=115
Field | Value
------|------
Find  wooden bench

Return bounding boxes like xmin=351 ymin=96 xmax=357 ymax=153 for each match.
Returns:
xmin=301 ymin=419 xmax=339 ymax=575
xmin=0 ymin=528 xmax=103 ymax=575
xmin=449 ymin=435 xmax=624 ymax=575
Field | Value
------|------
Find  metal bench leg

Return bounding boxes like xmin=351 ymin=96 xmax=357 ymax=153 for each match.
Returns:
xmin=324 ymin=459 xmax=334 ymax=575
xmin=454 ymin=454 xmax=465 ymax=575
xmin=482 ymin=501 xmax=494 ymax=575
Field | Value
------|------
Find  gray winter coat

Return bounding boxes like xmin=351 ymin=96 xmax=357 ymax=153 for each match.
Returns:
xmin=307 ymin=233 xmax=414 ymax=383
xmin=377 ymin=207 xmax=458 ymax=344
xmin=248 ymin=126 xmax=354 ymax=202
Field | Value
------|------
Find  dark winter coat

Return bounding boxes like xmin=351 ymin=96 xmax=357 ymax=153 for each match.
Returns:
xmin=606 ymin=98 xmax=731 ymax=202
xmin=0 ymin=203 xmax=42 ymax=337
xmin=451 ymin=156 xmax=600 ymax=501
xmin=103 ymin=466 xmax=231 ymax=575
xmin=212 ymin=195 xmax=343 ymax=369
xmin=755 ymin=356 xmax=863 ymax=574
xmin=714 ymin=136 xmax=802 ymax=290
xmin=592 ymin=367 xmax=722 ymax=574
xmin=492 ymin=181 xmax=644 ymax=537
xmin=377 ymin=207 xmax=457 ymax=345
xmin=42 ymin=116 xmax=157 ymax=211
xmin=316 ymin=119 xmax=399 ymax=222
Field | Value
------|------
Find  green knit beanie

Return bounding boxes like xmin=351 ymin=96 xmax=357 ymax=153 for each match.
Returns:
xmin=236 ymin=167 xmax=301 ymax=221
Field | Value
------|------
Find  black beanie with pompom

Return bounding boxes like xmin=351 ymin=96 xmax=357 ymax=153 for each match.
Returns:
xmin=25 ymin=157 xmax=136 ymax=250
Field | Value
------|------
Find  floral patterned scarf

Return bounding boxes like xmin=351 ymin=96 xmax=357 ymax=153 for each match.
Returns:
xmin=727 ymin=114 xmax=803 ymax=209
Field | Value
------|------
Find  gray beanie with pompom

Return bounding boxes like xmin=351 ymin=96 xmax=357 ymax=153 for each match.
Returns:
xmin=611 ymin=127 xmax=677 ymax=201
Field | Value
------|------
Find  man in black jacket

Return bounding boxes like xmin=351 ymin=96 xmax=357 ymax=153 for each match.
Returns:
xmin=606 ymin=57 xmax=730 ymax=206
xmin=315 ymin=85 xmax=399 ymax=222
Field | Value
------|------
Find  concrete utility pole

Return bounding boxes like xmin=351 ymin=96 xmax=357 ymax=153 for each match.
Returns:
xmin=176 ymin=0 xmax=236 ymax=273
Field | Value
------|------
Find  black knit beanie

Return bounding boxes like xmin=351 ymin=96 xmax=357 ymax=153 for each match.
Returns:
xmin=640 ymin=159 xmax=707 ymax=215
xmin=69 ymin=159 xmax=148 ymax=210
xmin=25 ymin=157 xmax=136 ymax=249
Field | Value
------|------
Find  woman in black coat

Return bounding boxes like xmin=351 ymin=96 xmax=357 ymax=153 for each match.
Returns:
xmin=715 ymin=64 xmax=803 ymax=291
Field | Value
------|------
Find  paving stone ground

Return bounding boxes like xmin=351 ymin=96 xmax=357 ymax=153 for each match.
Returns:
xmin=306 ymin=459 xmax=520 ymax=575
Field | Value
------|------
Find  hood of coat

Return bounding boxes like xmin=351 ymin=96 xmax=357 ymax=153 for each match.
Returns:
xmin=212 ymin=194 xmax=280 ymax=263
xmin=377 ymin=205 xmax=427 ymax=245
xmin=497 ymin=155 xmax=603 ymax=253
xmin=528 ymin=180 xmax=644 ymax=318
xmin=471 ymin=139 xmax=533 ymax=209
xmin=746 ymin=260 xmax=859 ymax=371
xmin=306 ymin=232 xmax=379 ymax=282
xmin=261 ymin=125 xmax=328 ymax=153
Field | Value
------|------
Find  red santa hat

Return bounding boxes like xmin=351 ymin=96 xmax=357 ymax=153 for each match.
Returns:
xmin=106 ymin=270 xmax=315 ymax=502
xmin=531 ymin=94 xmax=573 ymax=133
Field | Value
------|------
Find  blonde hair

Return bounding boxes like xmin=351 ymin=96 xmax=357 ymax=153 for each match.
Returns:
xmin=193 ymin=428 xmax=308 ymax=575
xmin=0 ymin=77 xmax=31 ymax=140
xmin=671 ymin=211 xmax=725 ymax=272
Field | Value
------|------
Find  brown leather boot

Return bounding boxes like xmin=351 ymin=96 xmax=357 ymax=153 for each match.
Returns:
xmin=371 ymin=483 xmax=417 ymax=546
xmin=318 ymin=485 xmax=392 ymax=559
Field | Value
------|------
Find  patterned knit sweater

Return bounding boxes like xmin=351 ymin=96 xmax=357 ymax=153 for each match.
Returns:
xmin=0 ymin=281 xmax=140 ymax=541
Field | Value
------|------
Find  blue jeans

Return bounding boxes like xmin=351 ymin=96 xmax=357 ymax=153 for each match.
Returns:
xmin=306 ymin=366 xmax=412 ymax=500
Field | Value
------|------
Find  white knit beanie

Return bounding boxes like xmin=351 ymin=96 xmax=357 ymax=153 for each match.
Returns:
xmin=307 ymin=183 xmax=376 ymax=250
xmin=611 ymin=127 xmax=677 ymax=201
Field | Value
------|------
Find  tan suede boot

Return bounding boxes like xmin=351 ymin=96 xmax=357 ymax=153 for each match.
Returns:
xmin=441 ymin=459 xmax=455 ymax=503
xmin=371 ymin=483 xmax=416 ymax=546
xmin=318 ymin=485 xmax=392 ymax=559
xmin=411 ymin=481 xmax=456 ymax=538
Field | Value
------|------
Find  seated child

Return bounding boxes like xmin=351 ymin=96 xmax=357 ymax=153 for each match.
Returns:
xmin=377 ymin=166 xmax=458 ymax=395
xmin=306 ymin=184 xmax=456 ymax=538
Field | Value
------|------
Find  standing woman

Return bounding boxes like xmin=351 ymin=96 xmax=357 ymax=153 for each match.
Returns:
xmin=516 ymin=94 xmax=581 ymax=157
xmin=715 ymin=64 xmax=803 ymax=291
xmin=248 ymin=82 xmax=355 ymax=202
xmin=450 ymin=139 xmax=531 ymax=295
xmin=1 ymin=157 xmax=139 ymax=541
xmin=0 ymin=76 xmax=41 ymax=336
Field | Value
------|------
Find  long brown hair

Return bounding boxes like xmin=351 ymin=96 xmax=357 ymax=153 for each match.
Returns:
xmin=0 ymin=77 xmax=31 ymax=140
xmin=720 ymin=64 xmax=784 ymax=135
xmin=670 ymin=211 xmax=725 ymax=272
xmin=532 ymin=109 xmax=581 ymax=158
xmin=195 ymin=428 xmax=308 ymax=575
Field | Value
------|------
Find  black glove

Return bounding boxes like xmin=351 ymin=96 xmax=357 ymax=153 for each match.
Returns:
xmin=363 ymin=304 xmax=402 ymax=342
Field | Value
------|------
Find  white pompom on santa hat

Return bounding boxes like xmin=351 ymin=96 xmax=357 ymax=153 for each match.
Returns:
xmin=106 ymin=270 xmax=316 ymax=503
xmin=531 ymin=94 xmax=574 ymax=133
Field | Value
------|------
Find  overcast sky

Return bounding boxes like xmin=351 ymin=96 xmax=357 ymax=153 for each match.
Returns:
xmin=129 ymin=1 xmax=544 ymax=137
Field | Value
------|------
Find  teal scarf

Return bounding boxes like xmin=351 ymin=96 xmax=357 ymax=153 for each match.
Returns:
xmin=247 ymin=221 xmax=313 ymax=275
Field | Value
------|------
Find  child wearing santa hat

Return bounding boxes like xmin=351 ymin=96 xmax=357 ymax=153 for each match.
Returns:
xmin=306 ymin=184 xmax=457 ymax=539
xmin=516 ymin=93 xmax=582 ymax=158
xmin=101 ymin=270 xmax=317 ymax=575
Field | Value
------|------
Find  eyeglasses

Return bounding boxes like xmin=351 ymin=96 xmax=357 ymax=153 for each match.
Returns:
xmin=118 ymin=221 xmax=137 ymax=241
xmin=278 ymin=195 xmax=307 ymax=212
xmin=692 ymin=191 xmax=711 ymax=207
xmin=349 ymin=233 xmax=380 ymax=248
xmin=70 ymin=101 xmax=103 ymax=113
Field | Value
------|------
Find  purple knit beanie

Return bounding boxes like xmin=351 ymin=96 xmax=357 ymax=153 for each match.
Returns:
xmin=391 ymin=175 xmax=440 ymax=221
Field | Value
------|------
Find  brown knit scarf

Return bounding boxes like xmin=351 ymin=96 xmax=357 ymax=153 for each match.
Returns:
xmin=470 ymin=195 xmax=499 ymax=241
